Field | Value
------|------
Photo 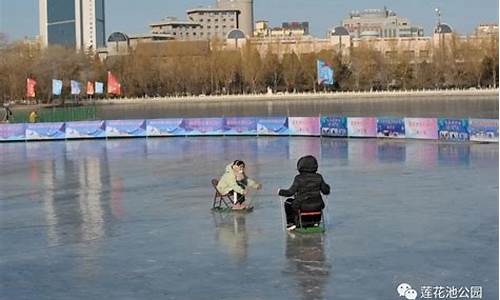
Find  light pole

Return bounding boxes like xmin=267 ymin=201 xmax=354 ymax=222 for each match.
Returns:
xmin=434 ymin=8 xmax=441 ymax=28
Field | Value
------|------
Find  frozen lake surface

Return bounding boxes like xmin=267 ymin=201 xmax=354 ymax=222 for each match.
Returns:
xmin=0 ymin=137 xmax=498 ymax=299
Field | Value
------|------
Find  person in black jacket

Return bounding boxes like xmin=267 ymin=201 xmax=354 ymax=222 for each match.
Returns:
xmin=278 ymin=155 xmax=330 ymax=231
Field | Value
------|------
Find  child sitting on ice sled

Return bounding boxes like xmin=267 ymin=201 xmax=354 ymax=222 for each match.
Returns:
xmin=216 ymin=160 xmax=262 ymax=210
xmin=278 ymin=155 xmax=330 ymax=231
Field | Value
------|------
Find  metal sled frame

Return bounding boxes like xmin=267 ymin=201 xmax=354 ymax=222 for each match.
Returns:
xmin=296 ymin=210 xmax=326 ymax=233
xmin=211 ymin=178 xmax=234 ymax=209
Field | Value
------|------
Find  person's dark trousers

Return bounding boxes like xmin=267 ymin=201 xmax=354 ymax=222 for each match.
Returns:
xmin=284 ymin=198 xmax=297 ymax=225
xmin=229 ymin=190 xmax=246 ymax=204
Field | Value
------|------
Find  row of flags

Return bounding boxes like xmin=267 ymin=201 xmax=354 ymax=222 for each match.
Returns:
xmin=27 ymin=64 xmax=331 ymax=97
xmin=26 ymin=72 xmax=121 ymax=98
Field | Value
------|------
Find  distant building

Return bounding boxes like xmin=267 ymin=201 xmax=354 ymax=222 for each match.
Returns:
xmin=149 ymin=0 xmax=253 ymax=41
xmin=39 ymin=0 xmax=106 ymax=50
xmin=216 ymin=0 xmax=254 ymax=37
xmin=342 ymin=7 xmax=423 ymax=38
xmin=151 ymin=9 xmax=239 ymax=40
xmin=254 ymin=21 xmax=309 ymax=38
xmin=150 ymin=17 xmax=203 ymax=41
xmin=473 ymin=24 xmax=499 ymax=37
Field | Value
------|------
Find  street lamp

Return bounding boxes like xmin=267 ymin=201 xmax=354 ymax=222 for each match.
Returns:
xmin=434 ymin=8 xmax=441 ymax=28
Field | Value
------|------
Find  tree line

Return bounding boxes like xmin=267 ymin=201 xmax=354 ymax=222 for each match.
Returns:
xmin=0 ymin=33 xmax=498 ymax=103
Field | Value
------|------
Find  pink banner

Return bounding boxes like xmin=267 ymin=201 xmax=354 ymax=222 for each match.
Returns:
xmin=347 ymin=117 xmax=376 ymax=137
xmin=288 ymin=117 xmax=320 ymax=136
xmin=404 ymin=118 xmax=438 ymax=140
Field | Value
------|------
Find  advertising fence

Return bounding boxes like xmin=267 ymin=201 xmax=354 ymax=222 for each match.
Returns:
xmin=1 ymin=116 xmax=497 ymax=143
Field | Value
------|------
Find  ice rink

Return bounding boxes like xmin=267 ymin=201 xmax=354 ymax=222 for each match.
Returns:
xmin=0 ymin=137 xmax=498 ymax=299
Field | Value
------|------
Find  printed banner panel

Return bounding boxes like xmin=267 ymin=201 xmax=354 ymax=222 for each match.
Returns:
xmin=347 ymin=117 xmax=377 ymax=137
xmin=438 ymin=119 xmax=469 ymax=142
xmin=182 ymin=118 xmax=224 ymax=136
xmin=0 ymin=124 xmax=26 ymax=141
xmin=320 ymin=116 xmax=348 ymax=137
xmin=288 ymin=117 xmax=320 ymax=136
xmin=106 ymin=120 xmax=147 ymax=137
xmin=26 ymin=122 xmax=65 ymax=140
xmin=469 ymin=118 xmax=498 ymax=142
xmin=257 ymin=117 xmax=289 ymax=135
xmin=66 ymin=121 xmax=106 ymax=139
xmin=146 ymin=119 xmax=186 ymax=136
xmin=223 ymin=117 xmax=257 ymax=135
xmin=377 ymin=117 xmax=405 ymax=138
xmin=404 ymin=118 xmax=438 ymax=140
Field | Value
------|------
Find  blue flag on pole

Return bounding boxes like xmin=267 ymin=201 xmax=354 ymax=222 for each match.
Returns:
xmin=95 ymin=81 xmax=104 ymax=94
xmin=317 ymin=60 xmax=334 ymax=85
xmin=71 ymin=80 xmax=81 ymax=95
xmin=52 ymin=79 xmax=63 ymax=96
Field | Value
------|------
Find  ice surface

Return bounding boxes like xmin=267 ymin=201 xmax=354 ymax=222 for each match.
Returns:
xmin=0 ymin=137 xmax=498 ymax=299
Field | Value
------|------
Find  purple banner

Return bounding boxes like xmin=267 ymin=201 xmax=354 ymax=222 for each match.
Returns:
xmin=147 ymin=119 xmax=186 ymax=136
xmin=469 ymin=119 xmax=498 ymax=142
xmin=257 ymin=117 xmax=289 ymax=135
xmin=26 ymin=122 xmax=65 ymax=140
xmin=223 ymin=117 xmax=257 ymax=135
xmin=106 ymin=120 xmax=147 ymax=138
xmin=65 ymin=121 xmax=106 ymax=139
xmin=288 ymin=117 xmax=320 ymax=136
xmin=377 ymin=117 xmax=405 ymax=138
xmin=0 ymin=124 xmax=26 ymax=141
xmin=182 ymin=118 xmax=224 ymax=136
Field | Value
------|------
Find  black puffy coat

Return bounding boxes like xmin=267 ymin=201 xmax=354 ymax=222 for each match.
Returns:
xmin=278 ymin=155 xmax=331 ymax=211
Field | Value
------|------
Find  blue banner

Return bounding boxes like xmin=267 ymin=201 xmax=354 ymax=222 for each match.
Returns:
xmin=438 ymin=118 xmax=469 ymax=141
xmin=52 ymin=79 xmax=63 ymax=96
xmin=71 ymin=80 xmax=81 ymax=95
xmin=320 ymin=116 xmax=347 ymax=137
xmin=257 ymin=117 xmax=289 ymax=135
xmin=182 ymin=118 xmax=224 ymax=136
xmin=95 ymin=82 xmax=104 ymax=94
xmin=25 ymin=122 xmax=65 ymax=140
xmin=106 ymin=120 xmax=147 ymax=137
xmin=146 ymin=119 xmax=186 ymax=136
xmin=317 ymin=60 xmax=334 ymax=85
xmin=223 ymin=117 xmax=257 ymax=135
xmin=377 ymin=117 xmax=406 ymax=138
xmin=66 ymin=121 xmax=106 ymax=139
xmin=469 ymin=119 xmax=498 ymax=142
xmin=0 ymin=124 xmax=26 ymax=141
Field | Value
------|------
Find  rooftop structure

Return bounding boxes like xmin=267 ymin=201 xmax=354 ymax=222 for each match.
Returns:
xmin=342 ymin=7 xmax=424 ymax=38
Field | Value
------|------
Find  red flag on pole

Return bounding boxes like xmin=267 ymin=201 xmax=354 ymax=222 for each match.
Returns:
xmin=87 ymin=81 xmax=95 ymax=95
xmin=107 ymin=71 xmax=121 ymax=95
xmin=26 ymin=78 xmax=37 ymax=98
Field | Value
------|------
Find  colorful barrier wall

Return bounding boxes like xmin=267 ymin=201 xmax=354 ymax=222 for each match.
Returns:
xmin=0 ymin=116 xmax=498 ymax=143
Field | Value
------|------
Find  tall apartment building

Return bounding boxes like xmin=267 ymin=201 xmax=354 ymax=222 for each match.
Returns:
xmin=39 ymin=0 xmax=106 ymax=50
xmin=342 ymin=7 xmax=423 ymax=38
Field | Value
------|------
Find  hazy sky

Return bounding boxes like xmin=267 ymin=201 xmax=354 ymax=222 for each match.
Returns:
xmin=0 ymin=0 xmax=498 ymax=41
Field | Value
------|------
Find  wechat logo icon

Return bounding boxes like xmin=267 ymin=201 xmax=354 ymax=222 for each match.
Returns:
xmin=397 ymin=283 xmax=418 ymax=300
